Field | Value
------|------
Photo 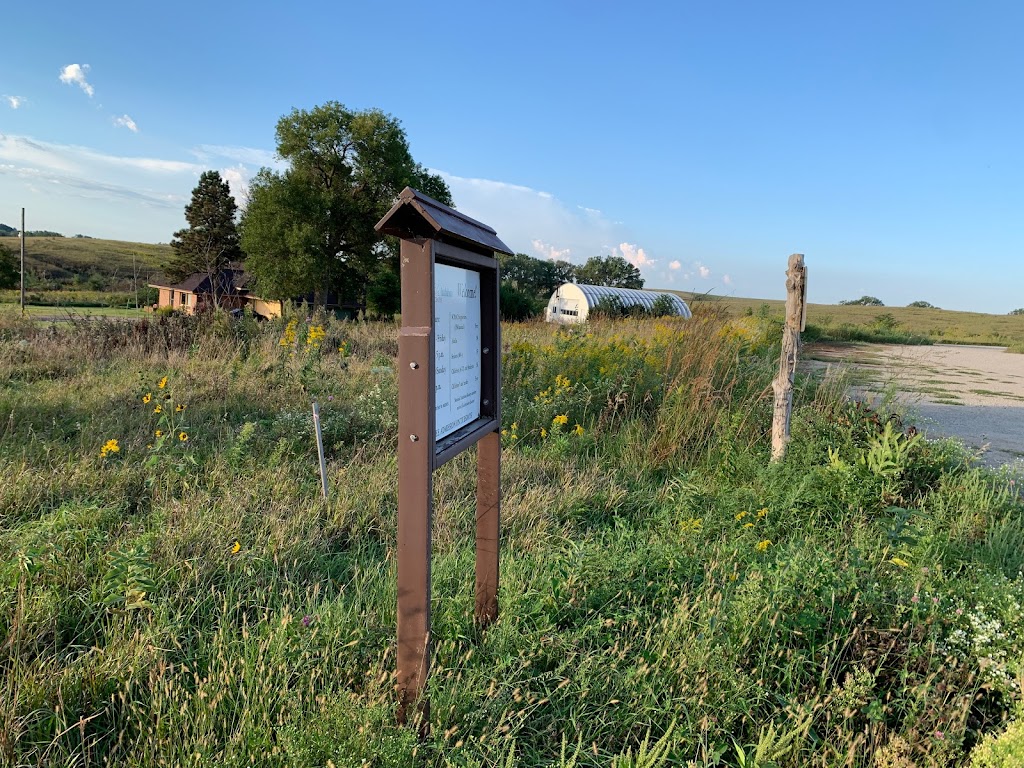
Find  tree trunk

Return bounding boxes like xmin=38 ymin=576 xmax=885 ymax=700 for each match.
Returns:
xmin=770 ymin=254 xmax=807 ymax=462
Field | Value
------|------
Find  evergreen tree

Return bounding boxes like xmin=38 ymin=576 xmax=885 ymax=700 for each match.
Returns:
xmin=168 ymin=171 xmax=241 ymax=285
xmin=0 ymin=243 xmax=17 ymax=289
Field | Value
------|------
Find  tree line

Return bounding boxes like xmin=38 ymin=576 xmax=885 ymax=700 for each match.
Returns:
xmin=168 ymin=101 xmax=645 ymax=320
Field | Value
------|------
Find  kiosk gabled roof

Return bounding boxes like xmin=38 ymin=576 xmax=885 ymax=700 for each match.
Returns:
xmin=375 ymin=187 xmax=513 ymax=256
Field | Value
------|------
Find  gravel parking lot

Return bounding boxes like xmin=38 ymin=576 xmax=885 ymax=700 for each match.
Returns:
xmin=808 ymin=343 xmax=1024 ymax=468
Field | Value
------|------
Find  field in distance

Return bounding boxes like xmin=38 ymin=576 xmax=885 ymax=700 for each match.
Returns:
xmin=0 ymin=235 xmax=170 ymax=293
xmin=666 ymin=289 xmax=1024 ymax=348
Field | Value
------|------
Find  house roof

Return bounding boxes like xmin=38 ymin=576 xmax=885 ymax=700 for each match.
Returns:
xmin=375 ymin=186 xmax=513 ymax=256
xmin=151 ymin=266 xmax=253 ymax=295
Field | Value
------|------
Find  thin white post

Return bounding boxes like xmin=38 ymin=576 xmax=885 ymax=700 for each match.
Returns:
xmin=312 ymin=401 xmax=329 ymax=500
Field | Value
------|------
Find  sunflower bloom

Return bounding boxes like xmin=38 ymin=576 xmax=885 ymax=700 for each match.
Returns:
xmin=142 ymin=393 xmax=152 ymax=404
xmin=573 ymin=424 xmax=584 ymax=436
xmin=155 ymin=429 xmax=164 ymax=438
xmin=153 ymin=405 xmax=162 ymax=414
xmin=231 ymin=541 xmax=241 ymax=554
xmin=100 ymin=438 xmax=120 ymax=458
xmin=553 ymin=414 xmax=568 ymax=426
xmin=158 ymin=376 xmax=168 ymax=389
xmin=175 ymin=404 xmax=186 ymax=413
xmin=178 ymin=432 xmax=188 ymax=442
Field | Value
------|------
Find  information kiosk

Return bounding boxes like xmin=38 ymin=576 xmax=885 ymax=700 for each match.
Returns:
xmin=375 ymin=188 xmax=511 ymax=728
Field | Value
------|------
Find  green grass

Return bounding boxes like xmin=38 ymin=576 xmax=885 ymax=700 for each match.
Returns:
xmin=0 ymin=303 xmax=148 ymax=319
xmin=2 ymin=309 xmax=1023 ymax=766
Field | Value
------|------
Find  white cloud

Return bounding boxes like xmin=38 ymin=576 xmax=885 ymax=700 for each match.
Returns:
xmin=669 ymin=260 xmax=682 ymax=271
xmin=59 ymin=64 xmax=94 ymax=97
xmin=698 ymin=264 xmax=711 ymax=279
xmin=531 ymin=239 xmax=571 ymax=261
xmin=220 ymin=164 xmax=251 ymax=208
xmin=0 ymin=134 xmax=201 ymax=175
xmin=616 ymin=242 xmax=655 ymax=269
xmin=5 ymin=96 xmax=23 ymax=109
xmin=723 ymin=274 xmax=733 ymax=285
xmin=114 ymin=114 xmax=139 ymax=133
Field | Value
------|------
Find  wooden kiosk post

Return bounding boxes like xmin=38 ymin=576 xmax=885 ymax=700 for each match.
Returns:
xmin=375 ymin=188 xmax=511 ymax=729
xmin=770 ymin=253 xmax=807 ymax=462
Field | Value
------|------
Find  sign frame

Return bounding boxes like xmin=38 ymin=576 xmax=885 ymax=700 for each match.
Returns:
xmin=376 ymin=187 xmax=509 ymax=732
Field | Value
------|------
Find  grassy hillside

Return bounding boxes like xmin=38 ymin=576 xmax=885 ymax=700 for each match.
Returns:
xmin=0 ymin=235 xmax=170 ymax=293
xmin=665 ymin=290 xmax=1024 ymax=348
xmin=2 ymin=309 xmax=1022 ymax=766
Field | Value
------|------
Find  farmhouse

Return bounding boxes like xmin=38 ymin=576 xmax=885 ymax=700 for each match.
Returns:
xmin=149 ymin=266 xmax=286 ymax=319
xmin=544 ymin=283 xmax=692 ymax=323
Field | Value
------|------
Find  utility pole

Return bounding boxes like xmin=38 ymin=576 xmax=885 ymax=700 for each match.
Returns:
xmin=20 ymin=208 xmax=25 ymax=315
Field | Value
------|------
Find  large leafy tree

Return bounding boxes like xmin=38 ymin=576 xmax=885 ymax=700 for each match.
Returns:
xmin=168 ymin=171 xmax=241 ymax=284
xmin=497 ymin=252 xmax=577 ymax=320
xmin=240 ymin=102 xmax=451 ymax=308
xmin=575 ymin=255 xmax=643 ymax=289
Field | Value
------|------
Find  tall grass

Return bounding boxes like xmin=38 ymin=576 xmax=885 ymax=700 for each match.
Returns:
xmin=1 ymin=308 xmax=1022 ymax=766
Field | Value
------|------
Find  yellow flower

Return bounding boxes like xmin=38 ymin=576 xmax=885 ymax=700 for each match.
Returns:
xmin=735 ymin=511 xmax=748 ymax=521
xmin=890 ymin=556 xmax=910 ymax=568
xmin=158 ymin=376 xmax=168 ymax=389
xmin=757 ymin=508 xmax=769 ymax=518
xmin=743 ymin=522 xmax=755 ymax=529
xmin=540 ymin=428 xmax=548 ymax=439
xmin=500 ymin=429 xmax=508 ymax=438
xmin=99 ymin=438 xmax=120 ymax=458
xmin=175 ymin=404 xmax=186 ymax=413
xmin=153 ymin=405 xmax=162 ymax=414
xmin=231 ymin=541 xmax=241 ymax=554
xmin=510 ymin=422 xmax=518 ymax=431
xmin=155 ymin=429 xmax=164 ymax=437
xmin=573 ymin=424 xmax=584 ymax=436
xmin=178 ymin=432 xmax=188 ymax=442
xmin=142 ymin=393 xmax=152 ymax=404
xmin=755 ymin=539 xmax=772 ymax=552
xmin=553 ymin=414 xmax=568 ymax=426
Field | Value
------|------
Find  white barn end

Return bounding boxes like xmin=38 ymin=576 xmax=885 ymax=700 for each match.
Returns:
xmin=544 ymin=283 xmax=692 ymax=324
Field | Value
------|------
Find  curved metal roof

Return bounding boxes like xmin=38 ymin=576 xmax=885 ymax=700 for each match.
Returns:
xmin=568 ymin=283 xmax=692 ymax=318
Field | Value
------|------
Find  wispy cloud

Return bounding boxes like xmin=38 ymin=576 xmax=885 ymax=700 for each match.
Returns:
xmin=195 ymin=144 xmax=281 ymax=169
xmin=0 ymin=165 xmax=185 ymax=208
xmin=723 ymin=274 xmax=733 ymax=285
xmin=0 ymin=134 xmax=200 ymax=175
xmin=219 ymin=164 xmax=251 ymax=207
xmin=59 ymin=64 xmax=94 ymax=97
xmin=5 ymin=96 xmax=23 ymax=109
xmin=114 ymin=114 xmax=139 ymax=133
xmin=437 ymin=172 xmax=651 ymax=275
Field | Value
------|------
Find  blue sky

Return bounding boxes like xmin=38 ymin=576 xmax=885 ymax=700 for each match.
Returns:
xmin=2 ymin=1 xmax=1022 ymax=312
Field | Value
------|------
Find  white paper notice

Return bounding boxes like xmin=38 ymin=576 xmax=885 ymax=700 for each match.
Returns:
xmin=434 ymin=264 xmax=482 ymax=440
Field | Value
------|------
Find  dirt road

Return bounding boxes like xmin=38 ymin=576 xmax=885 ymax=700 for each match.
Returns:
xmin=807 ymin=344 xmax=1024 ymax=468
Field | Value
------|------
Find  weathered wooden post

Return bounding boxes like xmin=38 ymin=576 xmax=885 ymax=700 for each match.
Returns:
xmin=770 ymin=253 xmax=807 ymax=462
xmin=375 ymin=188 xmax=510 ymax=731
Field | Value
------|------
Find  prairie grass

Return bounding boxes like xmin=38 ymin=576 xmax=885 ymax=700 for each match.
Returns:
xmin=1 ymin=308 xmax=1022 ymax=766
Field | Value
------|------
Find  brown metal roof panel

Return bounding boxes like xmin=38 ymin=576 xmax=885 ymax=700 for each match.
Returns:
xmin=376 ymin=186 xmax=513 ymax=255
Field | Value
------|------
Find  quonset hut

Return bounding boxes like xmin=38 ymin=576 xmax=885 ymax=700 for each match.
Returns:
xmin=544 ymin=283 xmax=692 ymax=324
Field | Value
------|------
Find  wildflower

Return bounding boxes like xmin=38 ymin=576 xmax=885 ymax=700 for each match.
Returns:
xmin=158 ymin=376 xmax=168 ymax=389
xmin=743 ymin=522 xmax=755 ymax=529
xmin=501 ymin=429 xmax=508 ymax=438
xmin=934 ymin=730 xmax=944 ymax=740
xmin=142 ymin=393 xmax=152 ymax=404
xmin=735 ymin=511 xmax=748 ymax=521
xmin=757 ymin=507 xmax=769 ymax=518
xmin=911 ymin=594 xmax=920 ymax=604
xmin=890 ymin=556 xmax=910 ymax=568
xmin=155 ymin=429 xmax=164 ymax=437
xmin=153 ymin=405 xmax=162 ymax=414
xmin=510 ymin=422 xmax=518 ymax=431
xmin=175 ymin=404 xmax=186 ymax=412
xmin=553 ymin=414 xmax=568 ymax=426
xmin=178 ymin=432 xmax=188 ymax=442
xmin=231 ymin=541 xmax=241 ymax=554
xmin=755 ymin=539 xmax=772 ymax=552
xmin=100 ymin=438 xmax=120 ymax=458
xmin=301 ymin=615 xmax=313 ymax=627
xmin=540 ymin=428 xmax=548 ymax=438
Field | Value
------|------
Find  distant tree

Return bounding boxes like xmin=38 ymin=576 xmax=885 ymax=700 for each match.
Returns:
xmin=840 ymin=296 xmax=884 ymax=306
xmin=0 ymin=243 xmax=17 ymax=289
xmin=498 ymin=252 xmax=576 ymax=297
xmin=365 ymin=264 xmax=401 ymax=319
xmin=499 ymin=283 xmax=543 ymax=321
xmin=241 ymin=102 xmax=450 ymax=309
xmin=907 ymin=301 xmax=937 ymax=309
xmin=576 ymin=255 xmax=643 ymax=289
xmin=0 ymin=224 xmax=15 ymax=236
xmin=168 ymin=171 xmax=241 ymax=293
xmin=1010 ymin=308 xmax=1024 ymax=316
